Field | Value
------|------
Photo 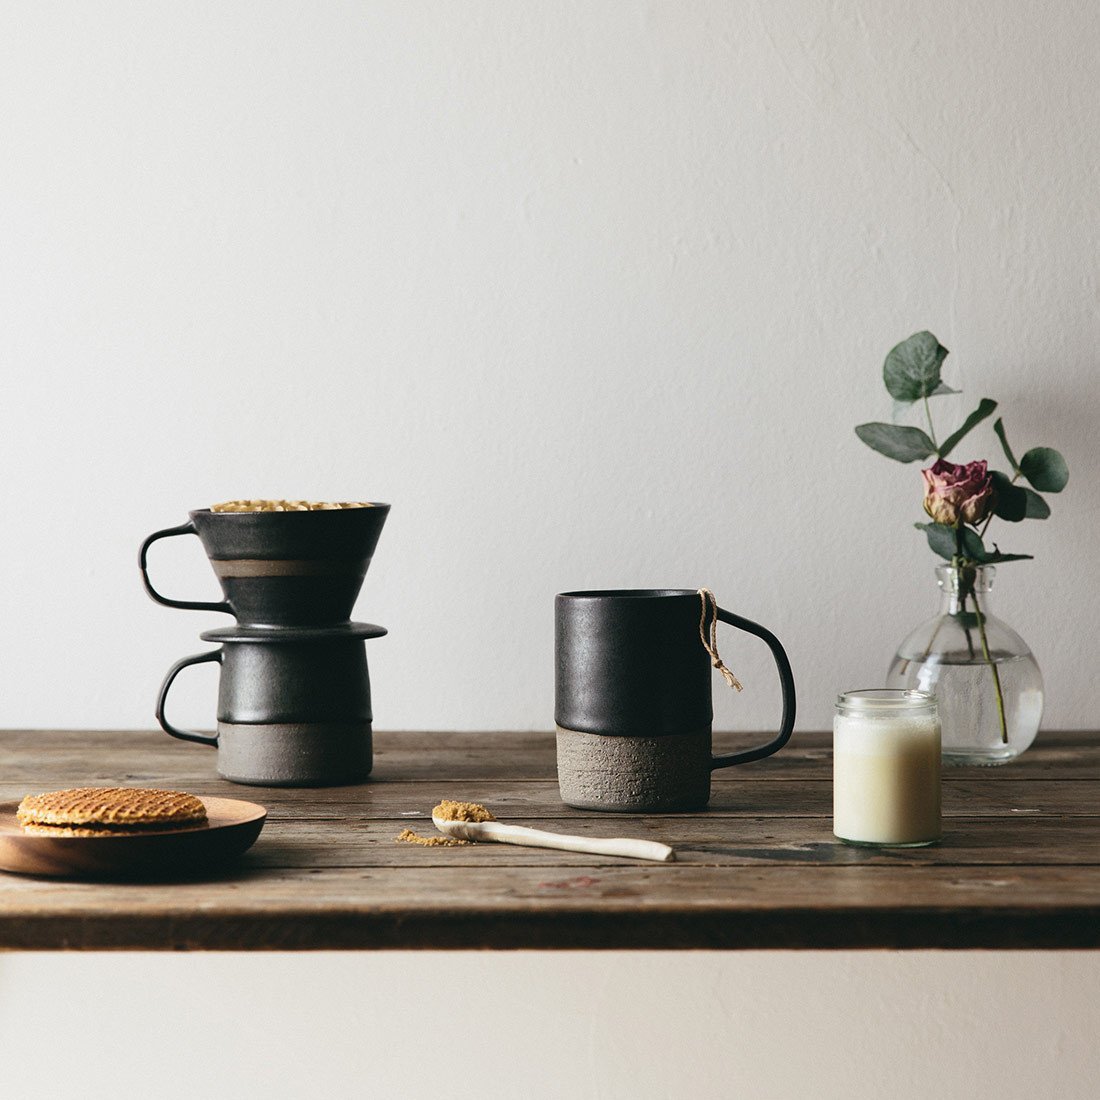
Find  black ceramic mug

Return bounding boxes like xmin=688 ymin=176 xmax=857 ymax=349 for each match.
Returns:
xmin=139 ymin=505 xmax=390 ymax=626
xmin=555 ymin=589 xmax=796 ymax=811
xmin=155 ymin=623 xmax=386 ymax=786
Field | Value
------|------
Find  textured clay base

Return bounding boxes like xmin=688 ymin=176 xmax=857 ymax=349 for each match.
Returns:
xmin=217 ymin=722 xmax=373 ymax=787
xmin=556 ymin=726 xmax=711 ymax=812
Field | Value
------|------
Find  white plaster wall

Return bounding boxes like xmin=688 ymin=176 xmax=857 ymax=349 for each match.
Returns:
xmin=0 ymin=952 xmax=1098 ymax=1099
xmin=1 ymin=0 xmax=1097 ymax=734
xmin=1 ymin=4 xmax=1098 ymax=1098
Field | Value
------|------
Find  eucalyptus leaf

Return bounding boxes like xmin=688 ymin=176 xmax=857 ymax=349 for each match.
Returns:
xmin=993 ymin=418 xmax=1019 ymax=472
xmin=855 ymin=422 xmax=936 ymax=463
xmin=960 ymin=526 xmax=1033 ymax=564
xmin=989 ymin=469 xmax=1027 ymax=522
xmin=938 ymin=398 xmax=997 ymax=459
xmin=912 ymin=521 xmax=1025 ymax=564
xmin=883 ymin=331 xmax=949 ymax=402
xmin=914 ymin=522 xmax=957 ymax=560
xmin=1022 ymin=487 xmax=1051 ymax=519
xmin=950 ymin=611 xmax=980 ymax=630
xmin=957 ymin=525 xmax=988 ymax=561
xmin=980 ymin=550 xmax=1034 ymax=564
xmin=1019 ymin=447 xmax=1069 ymax=493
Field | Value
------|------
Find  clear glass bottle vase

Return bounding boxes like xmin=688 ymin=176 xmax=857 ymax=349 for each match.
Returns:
xmin=886 ymin=565 xmax=1043 ymax=765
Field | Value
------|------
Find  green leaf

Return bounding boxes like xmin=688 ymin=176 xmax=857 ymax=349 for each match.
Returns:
xmin=957 ymin=526 xmax=988 ymax=561
xmin=938 ymin=398 xmax=997 ymax=459
xmin=916 ymin=519 xmax=1035 ymax=565
xmin=1022 ymin=487 xmax=1051 ymax=519
xmin=855 ymin=422 xmax=936 ymax=463
xmin=989 ymin=469 xmax=1027 ymax=522
xmin=913 ymin=522 xmax=1032 ymax=564
xmin=914 ymin=522 xmax=957 ymax=560
xmin=950 ymin=610 xmax=980 ymax=630
xmin=993 ymin=418 xmax=1019 ymax=472
xmin=930 ymin=381 xmax=960 ymax=397
xmin=1019 ymin=447 xmax=1069 ymax=493
xmin=883 ymin=331 xmax=949 ymax=402
xmin=961 ymin=526 xmax=1034 ymax=564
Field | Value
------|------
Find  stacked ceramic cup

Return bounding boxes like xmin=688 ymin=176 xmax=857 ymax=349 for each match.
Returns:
xmin=140 ymin=504 xmax=390 ymax=786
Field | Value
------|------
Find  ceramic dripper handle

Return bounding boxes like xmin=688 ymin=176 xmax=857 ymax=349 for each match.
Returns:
xmin=139 ymin=521 xmax=232 ymax=614
xmin=710 ymin=607 xmax=796 ymax=769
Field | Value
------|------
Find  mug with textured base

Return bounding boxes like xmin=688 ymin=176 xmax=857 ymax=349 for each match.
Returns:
xmin=155 ymin=622 xmax=385 ymax=786
xmin=139 ymin=505 xmax=390 ymax=627
xmin=555 ymin=589 xmax=796 ymax=811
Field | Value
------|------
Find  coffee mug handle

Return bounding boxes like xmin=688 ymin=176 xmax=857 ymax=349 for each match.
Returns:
xmin=155 ymin=649 xmax=222 ymax=747
xmin=139 ymin=522 xmax=231 ymax=614
xmin=710 ymin=608 xmax=796 ymax=770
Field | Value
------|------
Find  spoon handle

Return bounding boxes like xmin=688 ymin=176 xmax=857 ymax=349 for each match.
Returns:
xmin=442 ymin=819 xmax=674 ymax=862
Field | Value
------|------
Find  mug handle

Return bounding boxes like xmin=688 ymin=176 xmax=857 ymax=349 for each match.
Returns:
xmin=710 ymin=607 xmax=796 ymax=769
xmin=155 ymin=649 xmax=222 ymax=747
xmin=139 ymin=521 xmax=231 ymax=614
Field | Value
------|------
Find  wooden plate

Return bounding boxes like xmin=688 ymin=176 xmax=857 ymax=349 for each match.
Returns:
xmin=0 ymin=796 xmax=266 ymax=879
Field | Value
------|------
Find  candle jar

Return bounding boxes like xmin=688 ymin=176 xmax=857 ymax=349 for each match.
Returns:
xmin=833 ymin=689 xmax=941 ymax=848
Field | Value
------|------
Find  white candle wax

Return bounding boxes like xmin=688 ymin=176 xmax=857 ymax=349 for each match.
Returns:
xmin=833 ymin=695 xmax=941 ymax=847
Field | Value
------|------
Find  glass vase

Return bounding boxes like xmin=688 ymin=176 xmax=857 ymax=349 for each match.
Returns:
xmin=886 ymin=565 xmax=1043 ymax=765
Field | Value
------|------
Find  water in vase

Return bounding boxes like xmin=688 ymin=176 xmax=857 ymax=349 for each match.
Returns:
xmin=886 ymin=565 xmax=1044 ymax=765
xmin=887 ymin=650 xmax=1043 ymax=765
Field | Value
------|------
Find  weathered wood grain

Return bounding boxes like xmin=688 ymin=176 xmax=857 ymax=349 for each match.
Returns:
xmin=0 ymin=865 xmax=1095 ymax=949
xmin=2 ymin=778 xmax=1093 ymax=821
xmin=0 ymin=729 xmax=1096 ymax=950
xmin=3 ymin=729 xmax=1095 ymax=781
xmin=234 ymin=816 xmax=1100 ymax=869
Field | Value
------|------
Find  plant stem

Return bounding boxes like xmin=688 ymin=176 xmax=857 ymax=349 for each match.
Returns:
xmin=954 ymin=540 xmax=977 ymax=659
xmin=956 ymin=564 xmax=976 ymax=659
xmin=971 ymin=588 xmax=1009 ymax=744
xmin=923 ymin=395 xmax=939 ymax=449
xmin=916 ymin=616 xmax=947 ymax=669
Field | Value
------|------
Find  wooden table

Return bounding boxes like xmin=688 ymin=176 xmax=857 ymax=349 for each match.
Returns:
xmin=0 ymin=729 xmax=1097 ymax=950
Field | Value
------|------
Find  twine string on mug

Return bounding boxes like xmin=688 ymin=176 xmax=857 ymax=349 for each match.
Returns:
xmin=698 ymin=588 xmax=743 ymax=692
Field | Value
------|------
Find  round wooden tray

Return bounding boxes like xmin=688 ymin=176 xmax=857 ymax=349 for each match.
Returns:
xmin=0 ymin=796 xmax=266 ymax=879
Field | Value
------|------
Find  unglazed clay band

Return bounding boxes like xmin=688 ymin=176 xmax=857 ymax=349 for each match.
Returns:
xmin=217 ymin=721 xmax=372 ymax=787
xmin=210 ymin=559 xmax=368 ymax=578
xmin=556 ymin=725 xmax=712 ymax=812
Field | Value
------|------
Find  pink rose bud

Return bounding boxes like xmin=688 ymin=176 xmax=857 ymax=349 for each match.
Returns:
xmin=921 ymin=459 xmax=994 ymax=527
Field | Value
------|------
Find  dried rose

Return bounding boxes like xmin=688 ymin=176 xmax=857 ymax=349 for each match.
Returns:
xmin=921 ymin=458 xmax=994 ymax=527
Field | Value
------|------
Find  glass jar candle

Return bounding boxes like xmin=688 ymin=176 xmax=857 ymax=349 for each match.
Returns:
xmin=833 ymin=689 xmax=941 ymax=847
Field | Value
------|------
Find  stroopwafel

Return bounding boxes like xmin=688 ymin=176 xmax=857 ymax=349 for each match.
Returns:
xmin=16 ymin=787 xmax=208 ymax=836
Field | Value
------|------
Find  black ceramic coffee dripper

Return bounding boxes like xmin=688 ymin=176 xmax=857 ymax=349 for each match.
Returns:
xmin=139 ymin=504 xmax=390 ymax=627
xmin=141 ymin=504 xmax=391 ymax=786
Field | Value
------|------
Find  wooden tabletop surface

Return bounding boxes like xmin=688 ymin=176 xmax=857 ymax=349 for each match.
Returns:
xmin=0 ymin=729 xmax=1097 ymax=950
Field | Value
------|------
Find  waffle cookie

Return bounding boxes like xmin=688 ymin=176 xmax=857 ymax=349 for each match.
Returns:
xmin=16 ymin=788 xmax=208 ymax=837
